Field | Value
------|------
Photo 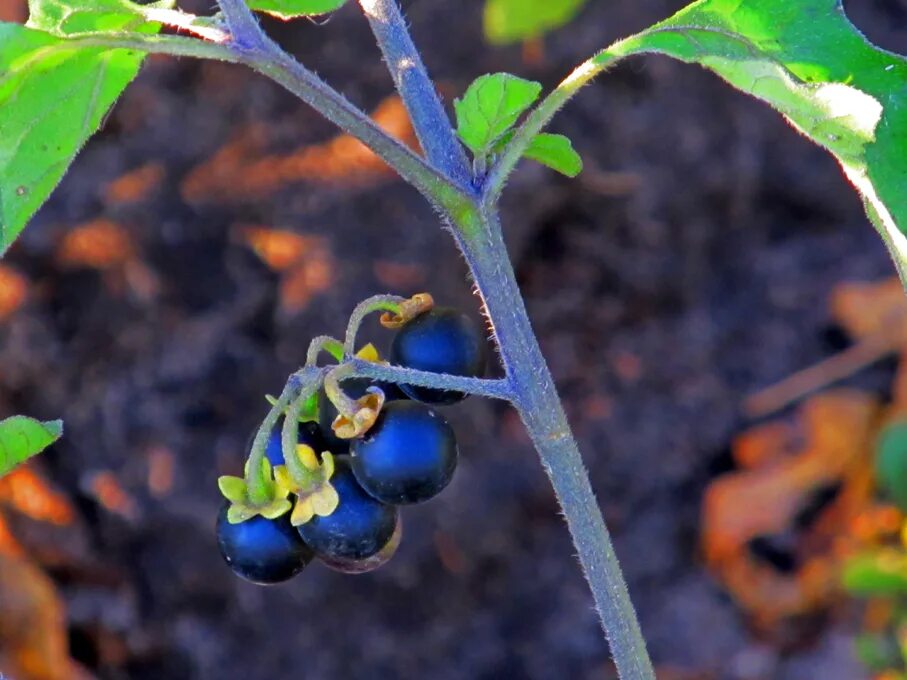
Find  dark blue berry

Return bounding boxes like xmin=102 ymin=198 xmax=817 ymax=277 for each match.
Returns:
xmin=351 ymin=401 xmax=457 ymax=505
xmin=216 ymin=504 xmax=314 ymax=585
xmin=390 ymin=307 xmax=486 ymax=405
xmin=318 ymin=379 xmax=406 ymax=454
xmin=297 ymin=457 xmax=399 ymax=570
xmin=262 ymin=419 xmax=324 ymax=467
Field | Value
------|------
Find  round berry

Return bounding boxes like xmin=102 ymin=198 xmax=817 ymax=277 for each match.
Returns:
xmin=390 ymin=307 xmax=486 ymax=404
xmin=216 ymin=504 xmax=314 ymax=585
xmin=316 ymin=519 xmax=402 ymax=574
xmin=263 ymin=419 xmax=324 ymax=467
xmin=318 ymin=379 xmax=406 ymax=454
xmin=351 ymin=401 xmax=457 ymax=505
xmin=297 ymin=457 xmax=399 ymax=570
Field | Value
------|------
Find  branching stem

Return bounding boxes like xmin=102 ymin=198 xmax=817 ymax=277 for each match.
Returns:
xmin=80 ymin=4 xmax=653 ymax=676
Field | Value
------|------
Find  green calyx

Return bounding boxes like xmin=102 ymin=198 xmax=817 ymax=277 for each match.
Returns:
xmin=218 ymin=457 xmax=291 ymax=524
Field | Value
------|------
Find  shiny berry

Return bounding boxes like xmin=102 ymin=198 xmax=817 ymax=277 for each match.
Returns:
xmin=263 ymin=419 xmax=324 ymax=467
xmin=351 ymin=401 xmax=457 ymax=505
xmin=318 ymin=379 xmax=406 ymax=455
xmin=297 ymin=457 xmax=399 ymax=571
xmin=390 ymin=307 xmax=486 ymax=404
xmin=216 ymin=504 xmax=314 ymax=585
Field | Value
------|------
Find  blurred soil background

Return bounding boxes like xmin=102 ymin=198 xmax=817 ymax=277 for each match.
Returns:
xmin=1 ymin=0 xmax=906 ymax=678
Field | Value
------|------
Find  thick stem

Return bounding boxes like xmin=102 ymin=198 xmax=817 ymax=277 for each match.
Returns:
xmin=454 ymin=209 xmax=654 ymax=679
xmin=356 ymin=0 xmax=472 ymax=186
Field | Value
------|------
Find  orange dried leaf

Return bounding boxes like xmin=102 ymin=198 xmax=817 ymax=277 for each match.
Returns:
xmin=239 ymin=226 xmax=319 ymax=272
xmin=181 ymin=96 xmax=418 ymax=202
xmin=0 ymin=515 xmax=25 ymax=557
xmin=278 ymin=256 xmax=335 ymax=315
xmin=103 ymin=162 xmax=164 ymax=205
xmin=830 ymin=277 xmax=907 ymax=341
xmin=57 ymin=219 xmax=135 ymax=270
xmin=0 ymin=467 xmax=74 ymax=526
xmin=731 ymin=420 xmax=800 ymax=469
xmin=0 ymin=264 xmax=27 ymax=320
xmin=702 ymin=390 xmax=879 ymax=626
xmin=0 ymin=553 xmax=79 ymax=680
xmin=88 ymin=471 xmax=138 ymax=521
xmin=147 ymin=447 xmax=174 ymax=497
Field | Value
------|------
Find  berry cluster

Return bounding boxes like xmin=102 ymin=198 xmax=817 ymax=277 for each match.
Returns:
xmin=217 ymin=301 xmax=487 ymax=584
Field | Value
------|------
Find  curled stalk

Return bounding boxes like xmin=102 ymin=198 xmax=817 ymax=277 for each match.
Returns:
xmin=342 ymin=294 xmax=406 ymax=357
xmin=306 ymin=335 xmax=345 ymax=367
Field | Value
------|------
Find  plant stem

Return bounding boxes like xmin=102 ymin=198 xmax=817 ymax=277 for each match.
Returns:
xmin=345 ymin=359 xmax=514 ymax=401
xmin=452 ymin=208 xmax=655 ymax=680
xmin=343 ymin=294 xmax=406 ymax=357
xmin=356 ymin=0 xmax=472 ymax=187
xmin=306 ymin=335 xmax=345 ymax=366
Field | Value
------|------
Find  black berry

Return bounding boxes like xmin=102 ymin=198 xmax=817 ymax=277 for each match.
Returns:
xmin=390 ymin=307 xmax=486 ymax=404
xmin=216 ymin=504 xmax=314 ymax=585
xmin=351 ymin=401 xmax=457 ymax=505
xmin=296 ymin=456 xmax=399 ymax=572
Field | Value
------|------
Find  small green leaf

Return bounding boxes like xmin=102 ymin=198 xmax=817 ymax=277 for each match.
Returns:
xmin=600 ymin=0 xmax=907 ymax=281
xmin=842 ymin=549 xmax=907 ymax=596
xmin=245 ymin=0 xmax=346 ymax=20
xmin=455 ymin=73 xmax=542 ymax=157
xmin=483 ymin=0 xmax=588 ymax=45
xmin=876 ymin=421 xmax=907 ymax=512
xmin=524 ymin=133 xmax=583 ymax=177
xmin=1 ymin=0 xmax=167 ymax=256
xmin=0 ymin=416 xmax=63 ymax=477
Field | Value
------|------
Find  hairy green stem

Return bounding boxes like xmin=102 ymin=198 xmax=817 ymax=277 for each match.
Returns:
xmin=246 ymin=380 xmax=296 ymax=503
xmin=356 ymin=0 xmax=472 ymax=186
xmin=343 ymin=294 xmax=405 ymax=357
xmin=452 ymin=208 xmax=655 ymax=679
xmin=306 ymin=335 xmax=345 ymax=366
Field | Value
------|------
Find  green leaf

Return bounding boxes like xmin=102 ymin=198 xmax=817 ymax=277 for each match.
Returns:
xmin=245 ymin=0 xmax=346 ymax=20
xmin=483 ymin=0 xmax=588 ymax=45
xmin=876 ymin=421 xmax=907 ymax=512
xmin=525 ymin=133 xmax=583 ymax=177
xmin=602 ymin=0 xmax=907 ymax=279
xmin=842 ymin=549 xmax=907 ymax=596
xmin=455 ymin=73 xmax=542 ymax=157
xmin=1 ymin=0 xmax=166 ymax=256
xmin=0 ymin=416 xmax=63 ymax=477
